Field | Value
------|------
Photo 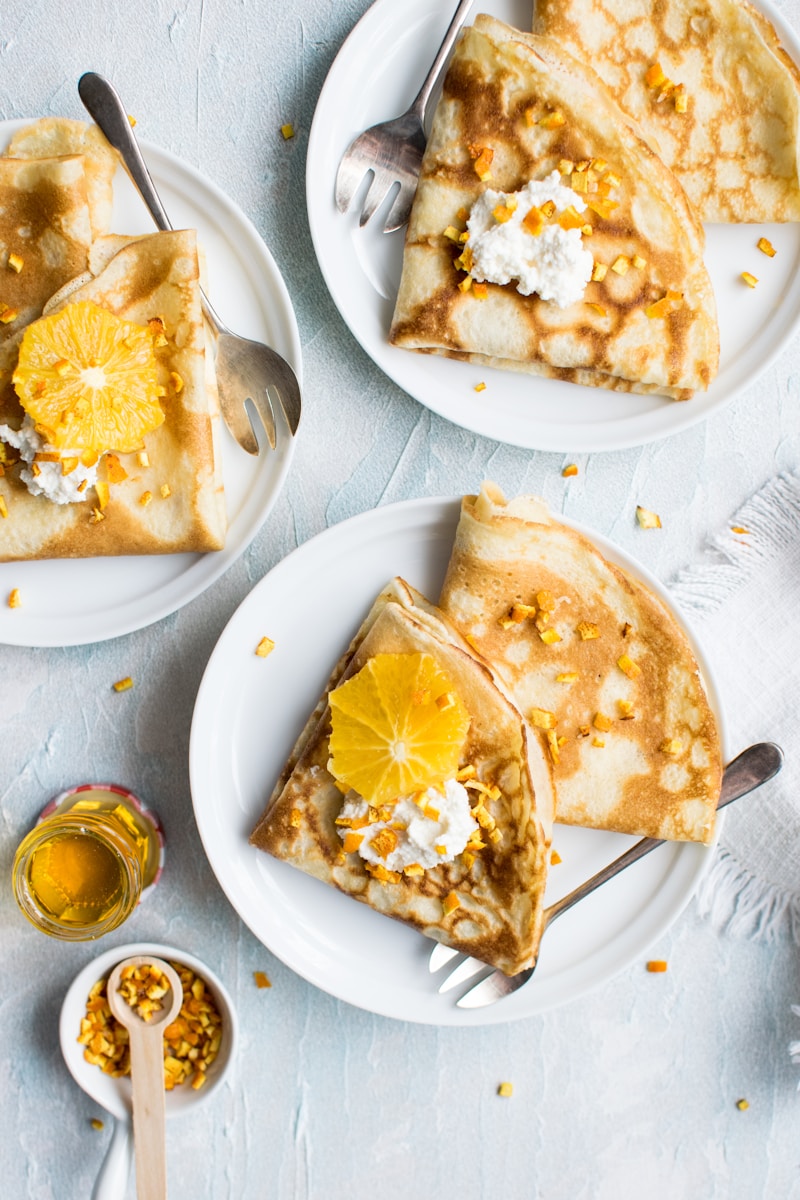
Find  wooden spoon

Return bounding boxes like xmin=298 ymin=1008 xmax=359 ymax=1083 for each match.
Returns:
xmin=106 ymin=955 xmax=183 ymax=1200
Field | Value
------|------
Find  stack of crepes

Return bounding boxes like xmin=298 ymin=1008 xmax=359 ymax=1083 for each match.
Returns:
xmin=0 ymin=118 xmax=225 ymax=561
xmin=251 ymin=485 xmax=723 ymax=975
xmin=390 ymin=4 xmax=800 ymax=399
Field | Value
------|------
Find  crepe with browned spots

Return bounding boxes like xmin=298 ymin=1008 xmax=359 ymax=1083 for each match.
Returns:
xmin=389 ymin=14 xmax=718 ymax=399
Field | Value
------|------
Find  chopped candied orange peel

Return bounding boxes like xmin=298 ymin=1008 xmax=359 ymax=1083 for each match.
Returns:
xmin=636 ymin=505 xmax=662 ymax=529
xmin=741 ymin=272 xmax=758 ymax=289
xmin=617 ymin=654 xmax=641 ymax=679
xmin=497 ymin=1082 xmax=514 ymax=1097
xmin=7 ymin=252 xmax=23 ymax=273
xmin=757 ymin=237 xmax=776 ymax=258
xmin=562 ymin=464 xmax=578 ymax=477
xmin=442 ymin=891 xmax=461 ymax=915
xmin=576 ymin=620 xmax=599 ymax=640
xmin=255 ymin=636 xmax=275 ymax=658
xmin=0 ymin=495 xmax=7 ymax=518
xmin=645 ymin=291 xmax=683 ymax=318
xmin=646 ymin=960 xmax=668 ymax=972
xmin=254 ymin=971 xmax=272 ymax=989
xmin=593 ymin=712 xmax=613 ymax=732
xmin=467 ymin=144 xmax=494 ymax=180
xmin=538 ymin=109 xmax=566 ymax=129
xmin=112 ymin=676 xmax=133 ymax=692
xmin=8 ymin=586 xmax=20 ymax=608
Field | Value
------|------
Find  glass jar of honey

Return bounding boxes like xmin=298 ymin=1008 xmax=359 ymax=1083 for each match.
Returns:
xmin=12 ymin=784 xmax=164 ymax=941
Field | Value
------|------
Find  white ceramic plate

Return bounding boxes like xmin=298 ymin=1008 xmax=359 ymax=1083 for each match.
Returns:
xmin=189 ymin=497 xmax=726 ymax=1026
xmin=307 ymin=0 xmax=800 ymax=452
xmin=0 ymin=119 xmax=301 ymax=647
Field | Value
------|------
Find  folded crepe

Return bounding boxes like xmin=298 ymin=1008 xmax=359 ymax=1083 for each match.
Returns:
xmin=438 ymin=484 xmax=722 ymax=843
xmin=532 ymin=0 xmax=800 ymax=222
xmin=0 ymin=230 xmax=226 ymax=560
xmin=250 ymin=578 xmax=555 ymax=976
xmin=389 ymin=14 xmax=719 ymax=400
xmin=5 ymin=117 xmax=119 ymax=237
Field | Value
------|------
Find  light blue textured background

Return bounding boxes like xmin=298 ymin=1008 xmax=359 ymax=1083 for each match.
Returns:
xmin=1 ymin=1 xmax=799 ymax=1197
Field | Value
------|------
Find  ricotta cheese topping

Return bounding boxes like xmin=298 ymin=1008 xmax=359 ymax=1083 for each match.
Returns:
xmin=0 ymin=415 xmax=98 ymax=504
xmin=467 ymin=171 xmax=593 ymax=307
xmin=337 ymin=779 xmax=478 ymax=873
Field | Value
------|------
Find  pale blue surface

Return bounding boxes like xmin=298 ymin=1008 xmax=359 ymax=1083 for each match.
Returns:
xmin=1 ymin=1 xmax=799 ymax=1197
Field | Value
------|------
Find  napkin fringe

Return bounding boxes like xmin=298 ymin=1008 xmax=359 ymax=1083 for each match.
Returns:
xmin=696 ymin=848 xmax=800 ymax=943
xmin=671 ymin=470 xmax=800 ymax=617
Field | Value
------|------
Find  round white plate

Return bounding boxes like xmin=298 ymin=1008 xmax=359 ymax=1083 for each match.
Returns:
xmin=0 ymin=119 xmax=301 ymax=647
xmin=189 ymin=496 xmax=726 ymax=1026
xmin=307 ymin=0 xmax=800 ymax=452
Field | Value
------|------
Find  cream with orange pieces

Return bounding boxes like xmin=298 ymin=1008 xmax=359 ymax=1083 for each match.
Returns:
xmin=251 ymin=577 xmax=554 ymax=977
xmin=389 ymin=14 xmax=718 ymax=401
xmin=438 ymin=484 xmax=722 ymax=843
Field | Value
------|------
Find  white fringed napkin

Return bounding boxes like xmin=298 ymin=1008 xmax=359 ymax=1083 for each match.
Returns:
xmin=669 ymin=470 xmax=800 ymax=942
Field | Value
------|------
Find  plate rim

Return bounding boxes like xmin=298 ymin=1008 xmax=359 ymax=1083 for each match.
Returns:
xmin=306 ymin=0 xmax=800 ymax=452
xmin=189 ymin=493 xmax=728 ymax=1026
xmin=0 ymin=118 xmax=302 ymax=648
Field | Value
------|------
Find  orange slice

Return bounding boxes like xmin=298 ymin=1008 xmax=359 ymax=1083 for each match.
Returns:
xmin=328 ymin=652 xmax=470 ymax=807
xmin=13 ymin=299 xmax=163 ymax=454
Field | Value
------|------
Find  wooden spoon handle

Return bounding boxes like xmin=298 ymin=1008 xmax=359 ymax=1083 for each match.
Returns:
xmin=127 ymin=1023 xmax=168 ymax=1200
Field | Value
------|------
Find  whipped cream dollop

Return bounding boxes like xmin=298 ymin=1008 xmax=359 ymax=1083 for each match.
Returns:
xmin=0 ymin=415 xmax=98 ymax=504
xmin=337 ymin=779 xmax=478 ymax=873
xmin=467 ymin=171 xmax=593 ymax=307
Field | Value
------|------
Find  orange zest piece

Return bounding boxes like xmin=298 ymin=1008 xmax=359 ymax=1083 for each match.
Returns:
xmin=646 ymin=960 xmax=668 ymax=972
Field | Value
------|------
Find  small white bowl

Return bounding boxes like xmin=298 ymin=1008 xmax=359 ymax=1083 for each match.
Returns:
xmin=60 ymin=942 xmax=238 ymax=1197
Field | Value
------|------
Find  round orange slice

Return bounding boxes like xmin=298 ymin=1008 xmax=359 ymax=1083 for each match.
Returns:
xmin=328 ymin=652 xmax=471 ymax=807
xmin=13 ymin=299 xmax=163 ymax=454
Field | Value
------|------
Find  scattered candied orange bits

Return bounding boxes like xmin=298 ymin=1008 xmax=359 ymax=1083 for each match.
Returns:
xmin=731 ymin=525 xmax=750 ymax=535
xmin=617 ymin=654 xmax=641 ymax=680
xmin=7 ymin=252 xmax=23 ymax=273
xmin=442 ymin=891 xmax=461 ymax=916
xmin=646 ymin=960 xmax=668 ymax=972
xmin=474 ymin=381 xmax=487 ymax=392
xmin=255 ymin=636 xmax=275 ymax=658
xmin=741 ymin=271 xmax=758 ymax=289
xmin=0 ymin=495 xmax=8 ymax=518
xmin=253 ymin=971 xmax=272 ymax=989
xmin=550 ymin=849 xmax=562 ymax=865
xmin=497 ymin=1082 xmax=514 ymax=1097
xmin=90 ymin=1117 xmax=104 ymax=1131
xmin=8 ymin=587 xmax=20 ymax=608
xmin=645 ymin=290 xmax=683 ymax=319
xmin=280 ymin=123 xmax=295 ymax=140
xmin=576 ymin=620 xmax=599 ymax=640
xmin=736 ymin=1098 xmax=749 ymax=1111
xmin=117 ymin=962 xmax=171 ymax=1023
xmin=467 ymin=144 xmax=494 ymax=180
xmin=757 ymin=237 xmax=776 ymax=258
xmin=562 ymin=464 xmax=578 ymax=477
xmin=636 ymin=505 xmax=662 ymax=529
xmin=112 ymin=676 xmax=133 ymax=693
xmin=660 ymin=738 xmax=683 ymax=755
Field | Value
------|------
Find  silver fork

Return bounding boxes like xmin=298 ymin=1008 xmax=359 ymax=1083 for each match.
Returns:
xmin=429 ymin=741 xmax=783 ymax=1009
xmin=335 ymin=0 xmax=474 ymax=232
xmin=78 ymin=72 xmax=301 ymax=454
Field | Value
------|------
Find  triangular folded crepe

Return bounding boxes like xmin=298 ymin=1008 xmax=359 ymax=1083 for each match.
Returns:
xmin=438 ymin=484 xmax=722 ymax=843
xmin=389 ymin=14 xmax=719 ymax=399
xmin=0 ymin=230 xmax=226 ymax=560
xmin=250 ymin=579 xmax=554 ymax=976
xmin=532 ymin=0 xmax=800 ymax=222
xmin=5 ymin=117 xmax=119 ymax=237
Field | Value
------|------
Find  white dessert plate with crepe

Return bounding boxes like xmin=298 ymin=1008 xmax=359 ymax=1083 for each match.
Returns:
xmin=0 ymin=119 xmax=301 ymax=647
xmin=307 ymin=0 xmax=800 ymax=452
xmin=189 ymin=496 xmax=727 ymax=1026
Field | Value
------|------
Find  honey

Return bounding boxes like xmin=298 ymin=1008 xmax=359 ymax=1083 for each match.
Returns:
xmin=12 ymin=785 xmax=163 ymax=940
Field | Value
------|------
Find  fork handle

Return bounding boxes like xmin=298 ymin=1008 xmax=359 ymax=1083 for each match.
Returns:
xmin=79 ymin=72 xmax=173 ymax=234
xmin=409 ymin=0 xmax=475 ymax=122
xmin=79 ymin=72 xmax=229 ymax=337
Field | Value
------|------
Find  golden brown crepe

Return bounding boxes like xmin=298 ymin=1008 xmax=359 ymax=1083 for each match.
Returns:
xmin=251 ymin=578 xmax=555 ymax=976
xmin=532 ymin=0 xmax=800 ymax=222
xmin=438 ymin=483 xmax=722 ymax=843
xmin=6 ymin=117 xmax=118 ymax=237
xmin=389 ymin=14 xmax=719 ymax=399
xmin=0 ymin=230 xmax=226 ymax=560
